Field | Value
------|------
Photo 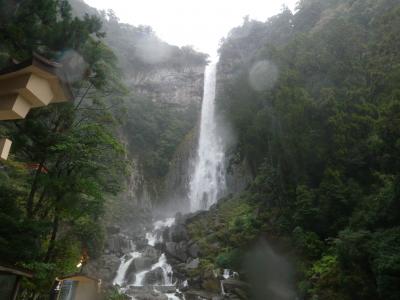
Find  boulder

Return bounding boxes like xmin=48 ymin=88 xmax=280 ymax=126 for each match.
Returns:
xmin=126 ymin=286 xmax=168 ymax=300
xmin=184 ymin=290 xmax=220 ymax=300
xmin=143 ymin=267 xmax=164 ymax=285
xmin=125 ymin=271 xmax=136 ymax=285
xmin=106 ymin=225 xmax=120 ymax=235
xmin=135 ymin=236 xmax=149 ymax=250
xmin=162 ymin=227 xmax=170 ymax=242
xmin=142 ymin=246 xmax=161 ymax=260
xmin=154 ymin=286 xmax=177 ymax=294
xmin=185 ymin=258 xmax=200 ymax=269
xmin=106 ymin=234 xmax=129 ymax=255
xmin=165 ymin=241 xmax=188 ymax=262
xmin=127 ymin=257 xmax=155 ymax=276
xmin=84 ymin=253 xmax=120 ymax=284
xmin=221 ymin=279 xmax=250 ymax=292
xmin=221 ymin=279 xmax=250 ymax=299
xmin=175 ymin=212 xmax=184 ymax=223
xmin=169 ymin=224 xmax=189 ymax=242
xmin=188 ymin=242 xmax=200 ymax=258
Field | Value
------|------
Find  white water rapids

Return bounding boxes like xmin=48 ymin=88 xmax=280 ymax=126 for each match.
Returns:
xmin=112 ymin=219 xmax=177 ymax=299
xmin=189 ymin=61 xmax=227 ymax=212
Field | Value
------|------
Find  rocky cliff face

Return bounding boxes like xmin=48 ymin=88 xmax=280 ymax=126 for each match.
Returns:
xmin=159 ymin=129 xmax=198 ymax=215
xmin=122 ymin=62 xmax=205 ymax=211
xmin=125 ymin=66 xmax=204 ymax=106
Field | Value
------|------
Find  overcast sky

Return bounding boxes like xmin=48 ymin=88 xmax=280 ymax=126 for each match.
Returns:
xmin=84 ymin=0 xmax=298 ymax=56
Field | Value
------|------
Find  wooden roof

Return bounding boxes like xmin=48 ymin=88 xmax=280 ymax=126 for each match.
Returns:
xmin=0 ymin=53 xmax=74 ymax=102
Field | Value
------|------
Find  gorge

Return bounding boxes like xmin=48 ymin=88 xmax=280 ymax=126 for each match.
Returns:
xmin=1 ymin=0 xmax=400 ymax=300
xmin=109 ymin=58 xmax=242 ymax=299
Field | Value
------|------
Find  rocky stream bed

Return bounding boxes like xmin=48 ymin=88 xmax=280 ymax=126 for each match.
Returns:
xmin=106 ymin=212 xmax=250 ymax=300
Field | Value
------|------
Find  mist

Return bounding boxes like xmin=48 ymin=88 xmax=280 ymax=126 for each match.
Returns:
xmin=244 ymin=239 xmax=297 ymax=300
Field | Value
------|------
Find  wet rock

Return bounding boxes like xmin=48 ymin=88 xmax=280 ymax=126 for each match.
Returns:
xmin=125 ymin=271 xmax=136 ymax=285
xmin=155 ymin=286 xmax=177 ymax=294
xmin=162 ymin=227 xmax=170 ymax=242
xmin=142 ymin=245 xmax=161 ymax=260
xmin=165 ymin=241 xmax=188 ymax=262
xmin=221 ymin=279 xmax=250 ymax=292
xmin=224 ymin=294 xmax=242 ymax=300
xmin=126 ymin=286 xmax=168 ymax=300
xmin=186 ymin=258 xmax=200 ymax=269
xmin=106 ymin=225 xmax=120 ymax=235
xmin=221 ymin=279 xmax=250 ymax=299
xmin=175 ymin=212 xmax=184 ymax=224
xmin=188 ymin=242 xmax=200 ymax=258
xmin=106 ymin=234 xmax=130 ymax=255
xmin=184 ymin=290 xmax=220 ymax=300
xmin=135 ymin=236 xmax=149 ymax=250
xmin=169 ymin=224 xmax=189 ymax=242
xmin=143 ymin=267 xmax=164 ymax=285
xmin=184 ymin=210 xmax=208 ymax=224
xmin=85 ymin=253 xmax=120 ymax=285
xmin=127 ymin=257 xmax=155 ymax=275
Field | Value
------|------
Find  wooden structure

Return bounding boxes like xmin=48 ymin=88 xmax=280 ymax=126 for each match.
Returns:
xmin=0 ymin=54 xmax=73 ymax=160
xmin=51 ymin=274 xmax=101 ymax=300
xmin=0 ymin=264 xmax=33 ymax=300
xmin=0 ymin=138 xmax=12 ymax=160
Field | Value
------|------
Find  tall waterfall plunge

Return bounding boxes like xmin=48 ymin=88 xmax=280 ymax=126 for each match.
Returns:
xmin=113 ymin=61 xmax=231 ymax=300
xmin=189 ymin=61 xmax=227 ymax=211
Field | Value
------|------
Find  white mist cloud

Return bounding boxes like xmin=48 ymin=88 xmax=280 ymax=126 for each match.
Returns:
xmin=84 ymin=0 xmax=298 ymax=55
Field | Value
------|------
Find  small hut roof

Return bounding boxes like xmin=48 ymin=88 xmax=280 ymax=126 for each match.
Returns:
xmin=0 ymin=53 xmax=74 ymax=102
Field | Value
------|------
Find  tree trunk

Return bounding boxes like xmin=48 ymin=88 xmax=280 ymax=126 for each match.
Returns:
xmin=32 ymin=187 xmax=48 ymax=217
xmin=44 ymin=212 xmax=59 ymax=263
xmin=26 ymin=158 xmax=46 ymax=218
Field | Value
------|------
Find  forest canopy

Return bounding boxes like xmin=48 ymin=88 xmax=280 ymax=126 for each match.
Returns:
xmin=210 ymin=0 xmax=400 ymax=299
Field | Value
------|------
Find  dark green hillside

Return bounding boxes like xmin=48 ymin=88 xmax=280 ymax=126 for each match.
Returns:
xmin=186 ymin=0 xmax=400 ymax=299
xmin=0 ymin=0 xmax=128 ymax=298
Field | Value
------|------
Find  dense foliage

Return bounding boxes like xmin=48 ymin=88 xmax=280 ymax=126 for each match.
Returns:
xmin=124 ymin=96 xmax=199 ymax=180
xmin=0 ymin=0 xmax=127 ymax=298
xmin=193 ymin=0 xmax=400 ymax=299
xmin=0 ymin=0 xmax=206 ymax=298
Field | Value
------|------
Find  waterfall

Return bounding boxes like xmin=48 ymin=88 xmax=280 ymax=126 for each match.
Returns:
xmin=113 ymin=218 xmax=177 ymax=299
xmin=113 ymin=248 xmax=141 ymax=286
xmin=113 ymin=60 xmax=228 ymax=300
xmin=189 ymin=61 xmax=226 ymax=211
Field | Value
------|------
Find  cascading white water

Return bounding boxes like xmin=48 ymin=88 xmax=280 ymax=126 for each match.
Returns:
xmin=113 ymin=242 xmax=141 ymax=287
xmin=189 ymin=61 xmax=226 ymax=211
xmin=113 ymin=219 xmax=177 ymax=298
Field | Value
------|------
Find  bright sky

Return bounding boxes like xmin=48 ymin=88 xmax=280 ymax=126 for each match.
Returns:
xmin=84 ymin=0 xmax=298 ymax=56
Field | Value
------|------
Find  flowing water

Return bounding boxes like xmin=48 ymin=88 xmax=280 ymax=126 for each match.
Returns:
xmin=189 ymin=61 xmax=227 ymax=211
xmin=114 ymin=61 xmax=226 ymax=299
xmin=112 ymin=219 xmax=177 ymax=299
